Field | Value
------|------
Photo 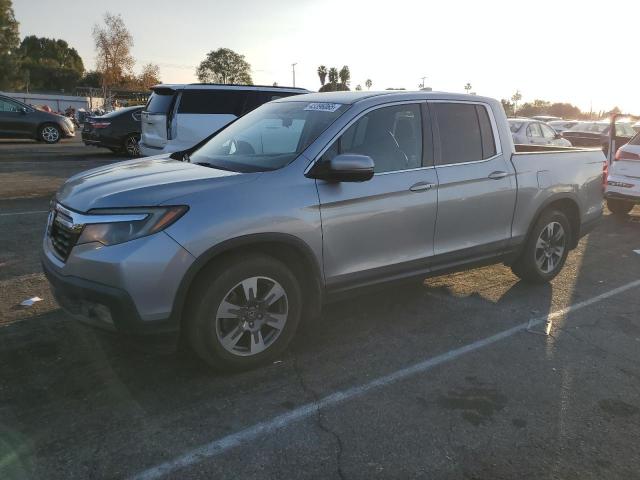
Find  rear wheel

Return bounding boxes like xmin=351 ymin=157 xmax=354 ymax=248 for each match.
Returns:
xmin=511 ymin=209 xmax=571 ymax=283
xmin=607 ymin=199 xmax=634 ymax=216
xmin=39 ymin=124 xmax=61 ymax=144
xmin=186 ymin=254 xmax=302 ymax=371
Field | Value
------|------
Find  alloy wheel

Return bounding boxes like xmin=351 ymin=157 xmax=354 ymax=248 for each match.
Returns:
xmin=42 ymin=126 xmax=60 ymax=143
xmin=125 ymin=135 xmax=140 ymax=157
xmin=534 ymin=221 xmax=566 ymax=274
xmin=215 ymin=276 xmax=289 ymax=357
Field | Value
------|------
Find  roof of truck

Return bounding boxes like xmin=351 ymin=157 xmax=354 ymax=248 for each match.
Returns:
xmin=273 ymin=90 xmax=498 ymax=105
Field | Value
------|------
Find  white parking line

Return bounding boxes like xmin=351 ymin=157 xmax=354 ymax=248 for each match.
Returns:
xmin=131 ymin=278 xmax=640 ymax=480
xmin=0 ymin=210 xmax=48 ymax=217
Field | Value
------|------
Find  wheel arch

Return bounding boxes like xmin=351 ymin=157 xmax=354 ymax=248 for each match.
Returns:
xmin=527 ymin=194 xmax=582 ymax=250
xmin=171 ymin=233 xmax=324 ymax=332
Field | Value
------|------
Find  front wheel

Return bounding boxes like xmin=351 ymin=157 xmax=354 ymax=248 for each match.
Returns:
xmin=186 ymin=254 xmax=302 ymax=371
xmin=39 ymin=124 xmax=61 ymax=144
xmin=607 ymin=199 xmax=634 ymax=216
xmin=123 ymin=133 xmax=140 ymax=157
xmin=511 ymin=209 xmax=571 ymax=283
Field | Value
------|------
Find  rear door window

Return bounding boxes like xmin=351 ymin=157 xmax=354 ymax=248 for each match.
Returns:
xmin=434 ymin=103 xmax=496 ymax=165
xmin=178 ymin=90 xmax=246 ymax=116
xmin=241 ymin=91 xmax=299 ymax=116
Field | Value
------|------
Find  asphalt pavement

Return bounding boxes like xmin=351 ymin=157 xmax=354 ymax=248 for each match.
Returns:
xmin=1 ymin=137 xmax=639 ymax=480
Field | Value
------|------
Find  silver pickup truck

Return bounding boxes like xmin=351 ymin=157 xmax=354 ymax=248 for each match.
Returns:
xmin=42 ymin=92 xmax=604 ymax=370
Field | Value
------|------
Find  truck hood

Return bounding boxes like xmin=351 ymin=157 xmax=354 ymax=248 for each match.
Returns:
xmin=57 ymin=155 xmax=257 ymax=211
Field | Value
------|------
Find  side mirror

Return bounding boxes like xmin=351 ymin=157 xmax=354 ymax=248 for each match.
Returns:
xmin=307 ymin=153 xmax=375 ymax=182
xmin=554 ymin=132 xmax=562 ymax=139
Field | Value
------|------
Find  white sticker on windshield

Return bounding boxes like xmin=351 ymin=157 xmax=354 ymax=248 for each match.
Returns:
xmin=304 ymin=102 xmax=342 ymax=112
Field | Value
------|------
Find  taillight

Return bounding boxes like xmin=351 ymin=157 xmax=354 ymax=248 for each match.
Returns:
xmin=93 ymin=122 xmax=111 ymax=129
xmin=615 ymin=148 xmax=640 ymax=161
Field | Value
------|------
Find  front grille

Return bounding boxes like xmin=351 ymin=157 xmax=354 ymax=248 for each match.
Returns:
xmin=49 ymin=211 xmax=81 ymax=261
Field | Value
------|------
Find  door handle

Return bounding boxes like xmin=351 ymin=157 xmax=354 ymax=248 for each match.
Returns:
xmin=488 ymin=171 xmax=508 ymax=180
xmin=410 ymin=181 xmax=436 ymax=192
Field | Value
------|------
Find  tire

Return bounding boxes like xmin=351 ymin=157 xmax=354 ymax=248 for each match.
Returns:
xmin=511 ymin=209 xmax=571 ymax=283
xmin=186 ymin=254 xmax=302 ymax=371
xmin=607 ymin=199 xmax=634 ymax=216
xmin=38 ymin=124 xmax=61 ymax=144
xmin=123 ymin=134 xmax=141 ymax=157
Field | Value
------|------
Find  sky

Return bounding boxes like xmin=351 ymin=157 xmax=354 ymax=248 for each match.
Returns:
xmin=12 ymin=0 xmax=640 ymax=114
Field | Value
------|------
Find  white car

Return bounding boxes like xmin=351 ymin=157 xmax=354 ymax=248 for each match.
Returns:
xmin=139 ymin=84 xmax=308 ymax=156
xmin=548 ymin=120 xmax=580 ymax=134
xmin=606 ymin=133 xmax=640 ymax=215
xmin=509 ymin=118 xmax=572 ymax=147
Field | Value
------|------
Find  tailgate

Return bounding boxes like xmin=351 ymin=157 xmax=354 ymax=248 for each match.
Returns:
xmin=141 ymin=112 xmax=168 ymax=148
xmin=141 ymin=88 xmax=178 ymax=148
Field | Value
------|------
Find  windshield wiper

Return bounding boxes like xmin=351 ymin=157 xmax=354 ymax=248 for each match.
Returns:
xmin=193 ymin=162 xmax=238 ymax=172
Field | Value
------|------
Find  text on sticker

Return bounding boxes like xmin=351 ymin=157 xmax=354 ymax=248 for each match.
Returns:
xmin=304 ymin=103 xmax=342 ymax=112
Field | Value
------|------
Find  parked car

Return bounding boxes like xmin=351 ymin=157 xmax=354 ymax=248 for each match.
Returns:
xmin=82 ymin=106 xmax=143 ymax=157
xmin=42 ymin=92 xmax=604 ymax=370
xmin=548 ymin=120 xmax=580 ymax=134
xmin=139 ymin=84 xmax=309 ymax=156
xmin=605 ymin=133 xmax=640 ymax=215
xmin=633 ymin=121 xmax=640 ymax=133
xmin=509 ymin=118 xmax=572 ymax=146
xmin=562 ymin=121 xmax=636 ymax=154
xmin=0 ymin=94 xmax=75 ymax=143
xmin=532 ymin=115 xmax=561 ymax=123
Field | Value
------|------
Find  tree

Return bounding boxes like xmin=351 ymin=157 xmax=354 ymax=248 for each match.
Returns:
xmin=317 ymin=65 xmax=327 ymax=86
xmin=78 ymin=70 xmax=103 ymax=88
xmin=93 ymin=13 xmax=135 ymax=91
xmin=327 ymin=67 xmax=338 ymax=84
xmin=19 ymin=36 xmax=84 ymax=92
xmin=365 ymin=78 xmax=372 ymax=90
xmin=338 ymin=65 xmax=350 ymax=86
xmin=0 ymin=0 xmax=21 ymax=90
xmin=138 ymin=63 xmax=160 ymax=90
xmin=464 ymin=82 xmax=472 ymax=94
xmin=355 ymin=84 xmax=362 ymax=91
xmin=511 ymin=90 xmax=522 ymax=115
xmin=196 ymin=47 xmax=252 ymax=84
xmin=501 ymin=99 xmax=515 ymax=117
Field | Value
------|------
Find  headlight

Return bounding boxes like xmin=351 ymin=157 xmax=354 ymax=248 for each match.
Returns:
xmin=77 ymin=206 xmax=188 ymax=246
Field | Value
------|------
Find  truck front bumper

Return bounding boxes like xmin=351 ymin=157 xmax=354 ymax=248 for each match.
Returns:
xmin=42 ymin=230 xmax=195 ymax=336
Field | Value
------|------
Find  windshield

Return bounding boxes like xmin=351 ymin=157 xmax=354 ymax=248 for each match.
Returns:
xmin=568 ymin=122 xmax=609 ymax=134
xmin=189 ymin=101 xmax=349 ymax=172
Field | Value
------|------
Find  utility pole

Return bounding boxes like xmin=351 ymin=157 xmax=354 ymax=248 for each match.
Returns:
xmin=291 ymin=63 xmax=297 ymax=88
xmin=419 ymin=76 xmax=427 ymax=89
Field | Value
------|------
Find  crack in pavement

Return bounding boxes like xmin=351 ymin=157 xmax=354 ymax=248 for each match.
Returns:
xmin=290 ymin=352 xmax=347 ymax=480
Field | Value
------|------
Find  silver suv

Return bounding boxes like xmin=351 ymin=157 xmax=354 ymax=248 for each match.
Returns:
xmin=42 ymin=91 xmax=603 ymax=370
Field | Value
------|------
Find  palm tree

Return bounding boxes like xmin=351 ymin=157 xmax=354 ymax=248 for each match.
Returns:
xmin=511 ymin=90 xmax=522 ymax=115
xmin=328 ymin=67 xmax=339 ymax=84
xmin=464 ymin=83 xmax=472 ymax=94
xmin=365 ymin=79 xmax=372 ymax=90
xmin=338 ymin=65 xmax=350 ymax=86
xmin=317 ymin=65 xmax=327 ymax=86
